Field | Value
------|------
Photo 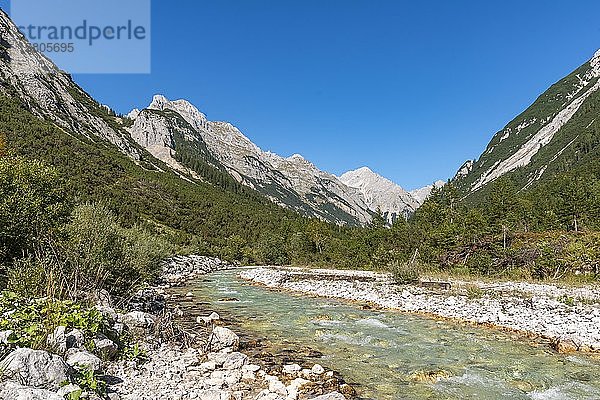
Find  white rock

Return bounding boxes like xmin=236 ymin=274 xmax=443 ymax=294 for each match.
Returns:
xmin=311 ymin=364 xmax=325 ymax=375
xmin=56 ymin=383 xmax=82 ymax=398
xmin=268 ymin=378 xmax=288 ymax=396
xmin=0 ymin=330 xmax=14 ymax=344
xmin=121 ymin=311 xmax=156 ymax=329
xmin=0 ymin=381 xmax=63 ymax=400
xmin=66 ymin=349 xmax=103 ymax=373
xmin=209 ymin=326 xmax=240 ymax=351
xmin=283 ymin=363 xmax=301 ymax=374
xmin=222 ymin=352 xmax=248 ymax=370
xmin=0 ymin=348 xmax=71 ymax=391
xmin=311 ymin=392 xmax=346 ymax=400
xmin=197 ymin=312 xmax=221 ymax=325
xmin=46 ymin=326 xmax=67 ymax=353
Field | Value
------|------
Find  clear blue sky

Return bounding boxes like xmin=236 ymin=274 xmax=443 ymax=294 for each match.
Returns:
xmin=6 ymin=1 xmax=600 ymax=190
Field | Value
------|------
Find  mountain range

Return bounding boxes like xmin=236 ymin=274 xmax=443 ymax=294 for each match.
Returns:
xmin=126 ymin=94 xmax=439 ymax=225
xmin=1 ymin=7 xmax=599 ymax=228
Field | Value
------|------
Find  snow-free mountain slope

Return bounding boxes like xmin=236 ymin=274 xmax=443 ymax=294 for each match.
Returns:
xmin=0 ymin=11 xmax=139 ymax=157
xmin=128 ymin=95 xmax=375 ymax=225
xmin=340 ymin=167 xmax=442 ymax=224
xmin=0 ymin=7 xmax=439 ymax=227
xmin=409 ymin=180 xmax=447 ymax=205
xmin=456 ymin=49 xmax=600 ymax=198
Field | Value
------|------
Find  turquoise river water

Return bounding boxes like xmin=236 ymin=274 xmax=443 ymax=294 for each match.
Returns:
xmin=190 ymin=270 xmax=600 ymax=400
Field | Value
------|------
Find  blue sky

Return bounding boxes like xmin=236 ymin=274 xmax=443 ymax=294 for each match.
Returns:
xmin=6 ymin=1 xmax=600 ymax=190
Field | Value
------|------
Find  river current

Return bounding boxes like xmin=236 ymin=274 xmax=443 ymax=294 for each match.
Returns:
xmin=189 ymin=270 xmax=600 ymax=400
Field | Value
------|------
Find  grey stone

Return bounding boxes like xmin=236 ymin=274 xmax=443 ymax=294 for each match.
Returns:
xmin=311 ymin=363 xmax=325 ymax=375
xmin=195 ymin=389 xmax=232 ymax=400
xmin=0 ymin=348 xmax=71 ymax=391
xmin=56 ymin=383 xmax=82 ymax=398
xmin=65 ymin=329 xmax=85 ymax=350
xmin=93 ymin=335 xmax=118 ymax=359
xmin=0 ymin=381 xmax=63 ymax=400
xmin=0 ymin=330 xmax=14 ymax=344
xmin=311 ymin=392 xmax=347 ymax=400
xmin=66 ymin=349 xmax=102 ymax=373
xmin=209 ymin=326 xmax=239 ymax=351
xmin=283 ymin=363 xmax=301 ymax=374
xmin=197 ymin=312 xmax=220 ymax=325
xmin=95 ymin=305 xmax=118 ymax=324
xmin=222 ymin=352 xmax=248 ymax=370
xmin=121 ymin=311 xmax=156 ymax=329
xmin=46 ymin=326 xmax=67 ymax=354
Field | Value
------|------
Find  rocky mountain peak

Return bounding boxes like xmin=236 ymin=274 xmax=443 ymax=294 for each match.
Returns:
xmin=149 ymin=94 xmax=169 ymax=110
xmin=340 ymin=167 xmax=422 ymax=224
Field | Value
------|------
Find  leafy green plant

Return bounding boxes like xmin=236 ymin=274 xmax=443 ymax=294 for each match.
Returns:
xmin=73 ymin=366 xmax=106 ymax=397
xmin=558 ymin=295 xmax=576 ymax=307
xmin=122 ymin=342 xmax=149 ymax=363
xmin=0 ymin=292 xmax=106 ymax=350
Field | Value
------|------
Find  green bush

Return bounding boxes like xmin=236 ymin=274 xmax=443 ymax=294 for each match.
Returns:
xmin=389 ymin=260 xmax=421 ymax=285
xmin=7 ymin=256 xmax=51 ymax=298
xmin=0 ymin=156 xmax=70 ymax=268
xmin=63 ymin=203 xmax=172 ymax=297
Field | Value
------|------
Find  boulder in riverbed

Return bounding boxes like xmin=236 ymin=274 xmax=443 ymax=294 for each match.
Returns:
xmin=197 ymin=312 xmax=220 ymax=325
xmin=209 ymin=326 xmax=239 ymax=351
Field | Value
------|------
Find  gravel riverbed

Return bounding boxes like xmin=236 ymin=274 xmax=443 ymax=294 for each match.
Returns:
xmin=240 ymin=267 xmax=600 ymax=354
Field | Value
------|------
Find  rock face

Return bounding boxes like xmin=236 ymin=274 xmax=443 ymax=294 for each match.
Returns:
xmin=0 ymin=348 xmax=71 ymax=391
xmin=127 ymin=95 xmax=374 ymax=225
xmin=128 ymin=95 xmax=450 ymax=226
xmin=340 ymin=167 xmax=443 ymax=224
xmin=0 ymin=10 xmax=139 ymax=157
xmin=408 ymin=180 xmax=446 ymax=205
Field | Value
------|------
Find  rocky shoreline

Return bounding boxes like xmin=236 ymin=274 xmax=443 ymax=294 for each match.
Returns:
xmin=240 ymin=267 xmax=600 ymax=354
xmin=0 ymin=256 xmax=352 ymax=400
